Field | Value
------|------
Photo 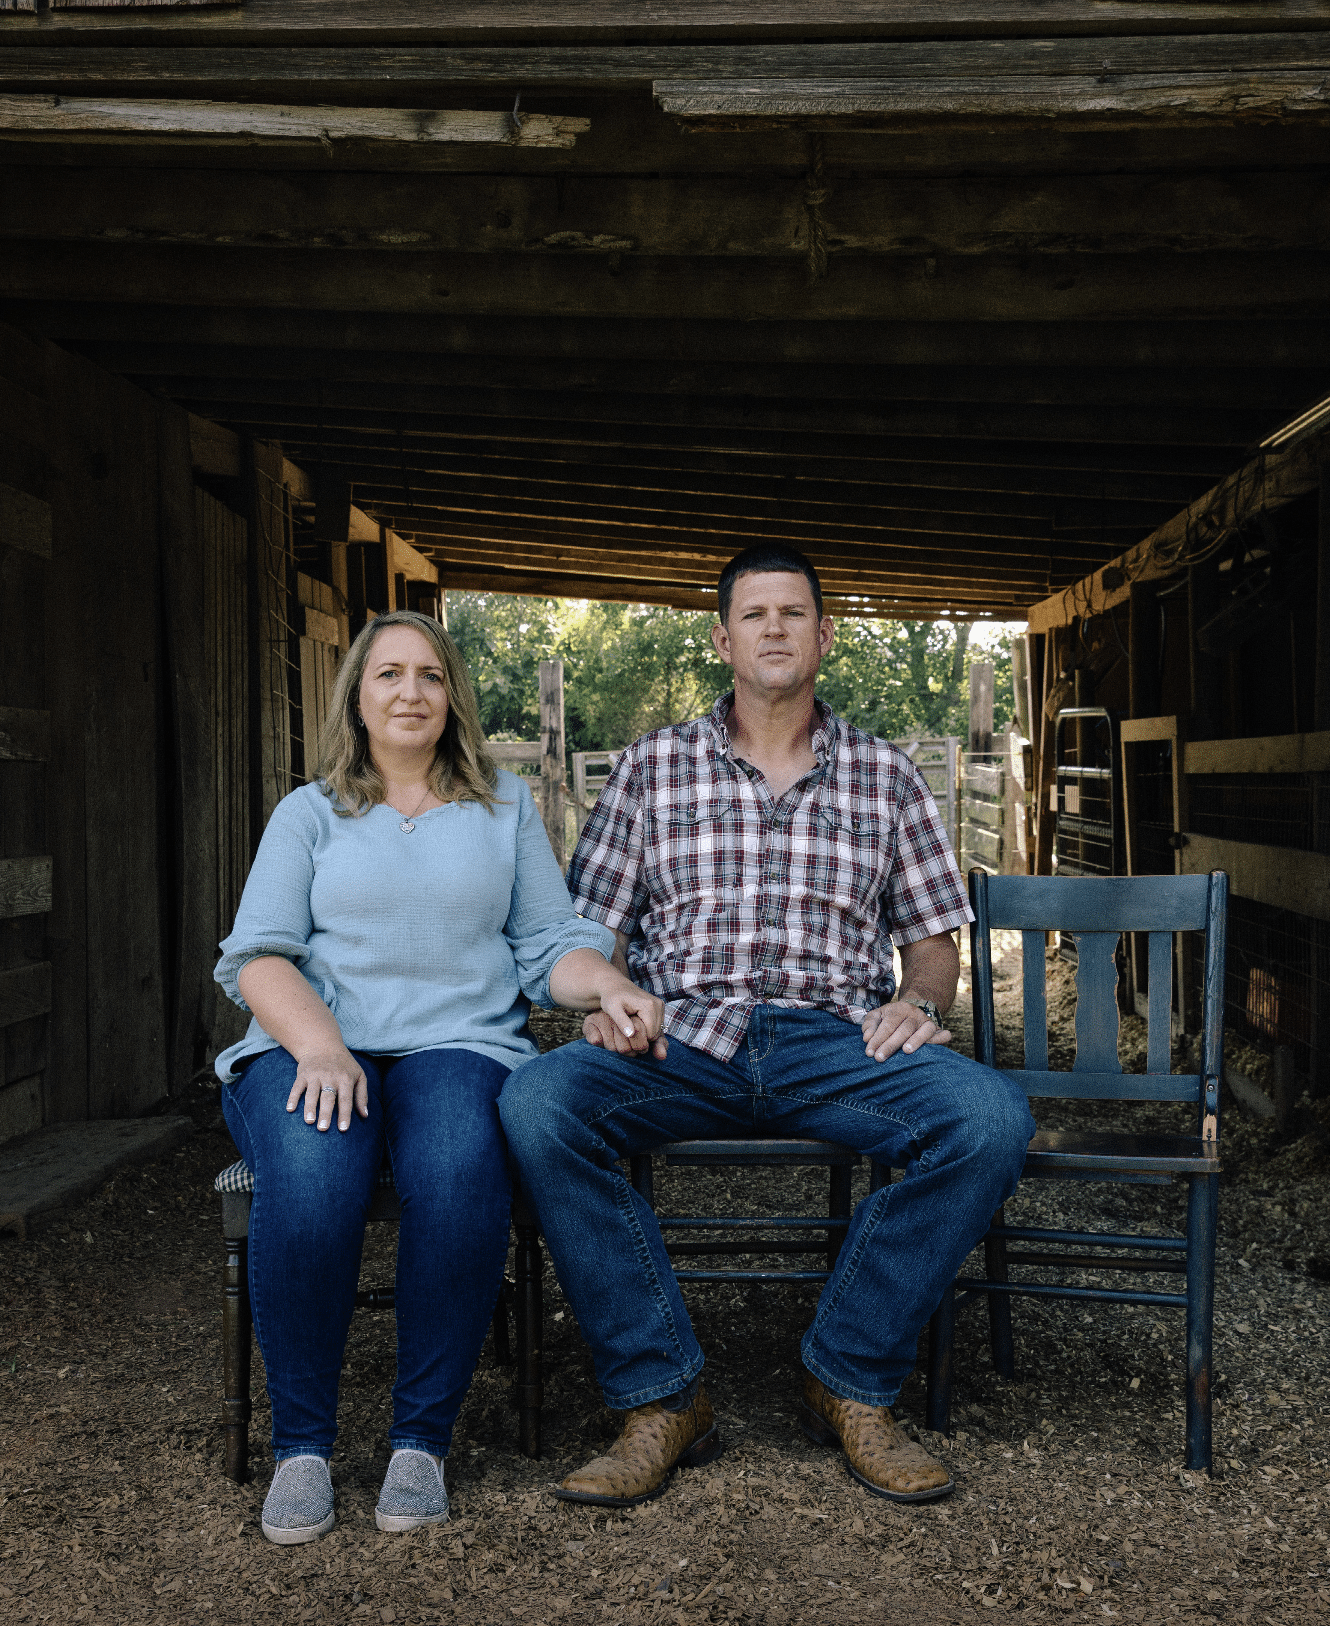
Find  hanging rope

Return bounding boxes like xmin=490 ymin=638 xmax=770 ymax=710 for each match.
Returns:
xmin=804 ymin=134 xmax=830 ymax=283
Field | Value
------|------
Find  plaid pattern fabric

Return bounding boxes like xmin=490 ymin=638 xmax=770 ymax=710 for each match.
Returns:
xmin=569 ymin=694 xmax=972 ymax=1062
xmin=214 ymin=1159 xmax=396 ymax=1194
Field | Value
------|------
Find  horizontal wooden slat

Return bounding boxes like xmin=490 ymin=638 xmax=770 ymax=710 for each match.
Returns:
xmin=300 ymin=605 xmax=340 ymax=644
xmin=1120 ymin=715 xmax=1178 ymax=744
xmin=964 ymin=798 xmax=1004 ymax=829
xmin=983 ymin=873 xmax=1212 ymax=931
xmin=0 ymin=98 xmax=590 ymax=148
xmin=0 ymin=856 xmax=52 ymax=919
xmin=1181 ymin=833 xmax=1330 ymax=922
xmin=0 ymin=481 xmax=52 ymax=560
xmin=0 ymin=961 xmax=51 ymax=1028
xmin=963 ymin=824 xmax=1003 ymax=864
xmin=1184 ymin=730 xmax=1330 ymax=776
xmin=0 ymin=706 xmax=49 ymax=762
xmin=487 ymin=740 xmax=541 ymax=764
xmin=1013 ymin=1072 xmax=1200 ymax=1103
xmin=965 ymin=762 xmax=1004 ymax=796
xmin=656 ymin=71 xmax=1330 ymax=130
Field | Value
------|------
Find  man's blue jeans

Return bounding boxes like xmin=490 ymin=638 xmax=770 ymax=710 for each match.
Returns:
xmin=223 ymin=1044 xmax=512 ymax=1462
xmin=500 ymin=1006 xmax=1034 ymax=1411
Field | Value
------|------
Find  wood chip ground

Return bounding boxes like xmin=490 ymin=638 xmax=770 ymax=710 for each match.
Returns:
xmin=2 ymin=959 xmax=1328 ymax=1623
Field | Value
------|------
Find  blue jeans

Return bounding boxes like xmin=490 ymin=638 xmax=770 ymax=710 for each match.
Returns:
xmin=223 ymin=1045 xmax=512 ymax=1461
xmin=500 ymin=1006 xmax=1033 ymax=1410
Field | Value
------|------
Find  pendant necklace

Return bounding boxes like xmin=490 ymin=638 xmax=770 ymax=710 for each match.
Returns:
xmin=396 ymin=785 xmax=433 ymax=834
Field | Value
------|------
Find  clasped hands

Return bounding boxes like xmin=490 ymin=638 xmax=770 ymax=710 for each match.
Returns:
xmin=583 ymin=993 xmax=952 ymax=1062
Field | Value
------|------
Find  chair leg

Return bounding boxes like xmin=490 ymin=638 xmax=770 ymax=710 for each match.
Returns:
xmin=222 ymin=1232 xmax=252 ymax=1484
xmin=492 ymin=1279 xmax=513 ymax=1366
xmin=827 ymin=1164 xmax=852 ymax=1272
xmin=1185 ymin=1173 xmax=1218 ymax=1473
xmin=926 ymin=1283 xmax=955 ymax=1436
xmin=629 ymin=1153 xmax=655 ymax=1206
xmin=985 ymin=1205 xmax=1016 ymax=1380
xmin=514 ymin=1221 xmax=543 ymax=1460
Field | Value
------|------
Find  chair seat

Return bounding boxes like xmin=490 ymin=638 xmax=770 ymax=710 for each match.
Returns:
xmin=1023 ymin=1129 xmax=1220 ymax=1177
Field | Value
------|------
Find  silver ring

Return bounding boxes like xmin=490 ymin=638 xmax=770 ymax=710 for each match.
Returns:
xmin=319 ymin=1085 xmax=336 ymax=1094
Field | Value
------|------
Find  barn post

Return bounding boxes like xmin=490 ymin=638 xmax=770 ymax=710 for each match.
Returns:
xmin=539 ymin=659 xmax=566 ymax=867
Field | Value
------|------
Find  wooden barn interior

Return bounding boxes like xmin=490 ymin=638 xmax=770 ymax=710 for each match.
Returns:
xmin=0 ymin=2 xmax=1328 ymax=1141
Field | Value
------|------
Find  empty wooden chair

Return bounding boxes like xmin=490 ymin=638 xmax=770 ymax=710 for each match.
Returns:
xmin=927 ymin=869 xmax=1227 ymax=1472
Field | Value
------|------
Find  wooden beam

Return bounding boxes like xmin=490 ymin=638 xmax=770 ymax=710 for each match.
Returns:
xmin=188 ymin=410 xmax=240 ymax=478
xmin=109 ymin=347 xmax=1320 ymax=415
xmin=26 ymin=305 xmax=1330 ymax=372
xmin=0 ymin=856 xmax=52 ymax=919
xmin=1026 ymin=435 xmax=1326 ymax=632
xmin=175 ymin=384 xmax=1263 ymax=451
xmin=0 ymin=705 xmax=50 ymax=762
xmin=6 ymin=242 xmax=1328 ymax=325
xmin=7 ymin=166 xmax=1330 ymax=259
xmin=1183 ymin=731 xmax=1330 ymax=775
xmin=1 ymin=22 xmax=1326 ymax=61
xmin=0 ymin=97 xmax=590 ymax=148
xmin=1181 ymin=833 xmax=1330 ymax=924
xmin=656 ymin=71 xmax=1330 ymax=131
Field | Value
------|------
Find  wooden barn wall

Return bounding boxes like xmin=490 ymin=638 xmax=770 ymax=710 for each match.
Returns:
xmin=0 ymin=321 xmax=253 ymax=1139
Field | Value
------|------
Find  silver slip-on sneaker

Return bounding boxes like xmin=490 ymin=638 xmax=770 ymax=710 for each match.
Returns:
xmin=261 ymin=1455 xmax=335 ymax=1545
xmin=375 ymin=1448 xmax=450 ymax=1533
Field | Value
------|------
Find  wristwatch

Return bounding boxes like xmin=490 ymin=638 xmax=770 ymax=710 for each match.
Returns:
xmin=899 ymin=995 xmax=943 ymax=1027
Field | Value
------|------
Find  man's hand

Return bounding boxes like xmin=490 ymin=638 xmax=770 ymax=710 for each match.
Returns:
xmin=859 ymin=1001 xmax=953 ymax=1062
xmin=583 ymin=1004 xmax=669 ymax=1059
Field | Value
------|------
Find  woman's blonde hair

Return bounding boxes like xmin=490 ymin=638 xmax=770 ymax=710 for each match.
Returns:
xmin=317 ymin=610 xmax=499 ymax=815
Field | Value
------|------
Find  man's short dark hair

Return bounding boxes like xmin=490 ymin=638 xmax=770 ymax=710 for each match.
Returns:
xmin=716 ymin=545 xmax=824 ymax=625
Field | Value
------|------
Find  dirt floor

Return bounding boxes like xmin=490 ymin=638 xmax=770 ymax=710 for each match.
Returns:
xmin=2 ymin=950 xmax=1329 ymax=1625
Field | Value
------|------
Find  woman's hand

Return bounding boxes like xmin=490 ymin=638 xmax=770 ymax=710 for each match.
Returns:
xmin=286 ymin=1045 xmax=369 ymax=1133
xmin=584 ymin=981 xmax=668 ymax=1059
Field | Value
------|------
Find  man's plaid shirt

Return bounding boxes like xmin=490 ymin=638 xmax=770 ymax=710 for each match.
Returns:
xmin=568 ymin=693 xmax=973 ymax=1062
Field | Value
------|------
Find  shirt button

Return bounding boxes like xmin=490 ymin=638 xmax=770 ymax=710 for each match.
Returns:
xmin=766 ymin=914 xmax=780 ymax=927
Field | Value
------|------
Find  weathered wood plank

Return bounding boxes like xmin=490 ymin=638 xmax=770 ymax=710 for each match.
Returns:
xmin=0 ymin=961 xmax=50 ymax=1028
xmin=0 ymin=707 xmax=49 ymax=762
xmin=965 ymin=797 xmax=1004 ymax=829
xmin=1181 ymin=833 xmax=1330 ymax=923
xmin=1027 ymin=436 xmax=1324 ymax=631
xmin=965 ymin=761 xmax=1004 ymax=797
xmin=488 ymin=740 xmax=542 ymax=765
xmin=2 ymin=24 xmax=1328 ymax=62
xmin=0 ymin=482 xmax=52 ymax=560
xmin=48 ymin=1 xmax=242 ymax=8
xmin=34 ymin=304 xmax=1330 ymax=375
xmin=962 ymin=823 xmax=1004 ymax=865
xmin=0 ymin=97 xmax=590 ymax=148
xmin=6 ymin=167 xmax=1329 ymax=258
xmin=1184 ymin=731 xmax=1330 ymax=776
xmin=189 ymin=410 xmax=240 ymax=479
xmin=5 ymin=241 xmax=1329 ymax=326
xmin=657 ymin=72 xmax=1330 ymax=130
xmin=0 ymin=856 xmax=51 ymax=918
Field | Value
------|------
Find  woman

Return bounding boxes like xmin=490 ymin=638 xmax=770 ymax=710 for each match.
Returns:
xmin=216 ymin=610 xmax=661 ymax=1545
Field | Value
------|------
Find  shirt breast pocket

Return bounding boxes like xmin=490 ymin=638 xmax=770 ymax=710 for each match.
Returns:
xmin=648 ymin=800 xmax=744 ymax=898
xmin=813 ymin=807 xmax=893 ymax=913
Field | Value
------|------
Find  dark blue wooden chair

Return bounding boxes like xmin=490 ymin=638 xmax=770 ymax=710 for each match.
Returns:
xmin=927 ymin=869 xmax=1227 ymax=1473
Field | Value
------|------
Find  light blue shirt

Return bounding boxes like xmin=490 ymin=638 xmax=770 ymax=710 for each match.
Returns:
xmin=213 ymin=771 xmax=614 ymax=1081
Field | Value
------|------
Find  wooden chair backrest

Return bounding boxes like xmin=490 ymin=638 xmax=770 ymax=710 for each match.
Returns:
xmin=968 ymin=870 xmax=1228 ymax=1141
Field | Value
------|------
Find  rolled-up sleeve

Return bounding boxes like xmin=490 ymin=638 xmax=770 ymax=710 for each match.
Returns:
xmin=504 ymin=778 xmax=615 ymax=1007
xmin=566 ymin=748 xmax=649 ymax=937
xmin=884 ymin=767 xmax=974 ymax=945
xmin=214 ymin=797 xmax=318 ymax=1010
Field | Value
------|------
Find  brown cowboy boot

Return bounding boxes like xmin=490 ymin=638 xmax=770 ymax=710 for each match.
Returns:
xmin=554 ymin=1386 xmax=722 ymax=1508
xmin=798 ymin=1373 xmax=954 ymax=1503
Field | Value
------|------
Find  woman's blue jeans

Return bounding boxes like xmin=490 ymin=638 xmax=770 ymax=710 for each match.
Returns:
xmin=500 ymin=1006 xmax=1034 ymax=1411
xmin=222 ymin=1044 xmax=512 ymax=1462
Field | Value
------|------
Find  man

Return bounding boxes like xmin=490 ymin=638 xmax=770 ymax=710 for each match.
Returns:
xmin=500 ymin=544 xmax=1033 ymax=1508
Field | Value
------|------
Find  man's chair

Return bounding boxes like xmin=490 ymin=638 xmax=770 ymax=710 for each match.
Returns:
xmin=928 ymin=869 xmax=1227 ymax=1472
xmin=628 ymin=1140 xmax=885 ymax=1284
xmin=216 ymin=1161 xmax=546 ymax=1480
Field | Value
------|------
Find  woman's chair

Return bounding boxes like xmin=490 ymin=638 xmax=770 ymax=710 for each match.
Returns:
xmin=928 ymin=868 xmax=1228 ymax=1472
xmin=216 ymin=1161 xmax=546 ymax=1480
